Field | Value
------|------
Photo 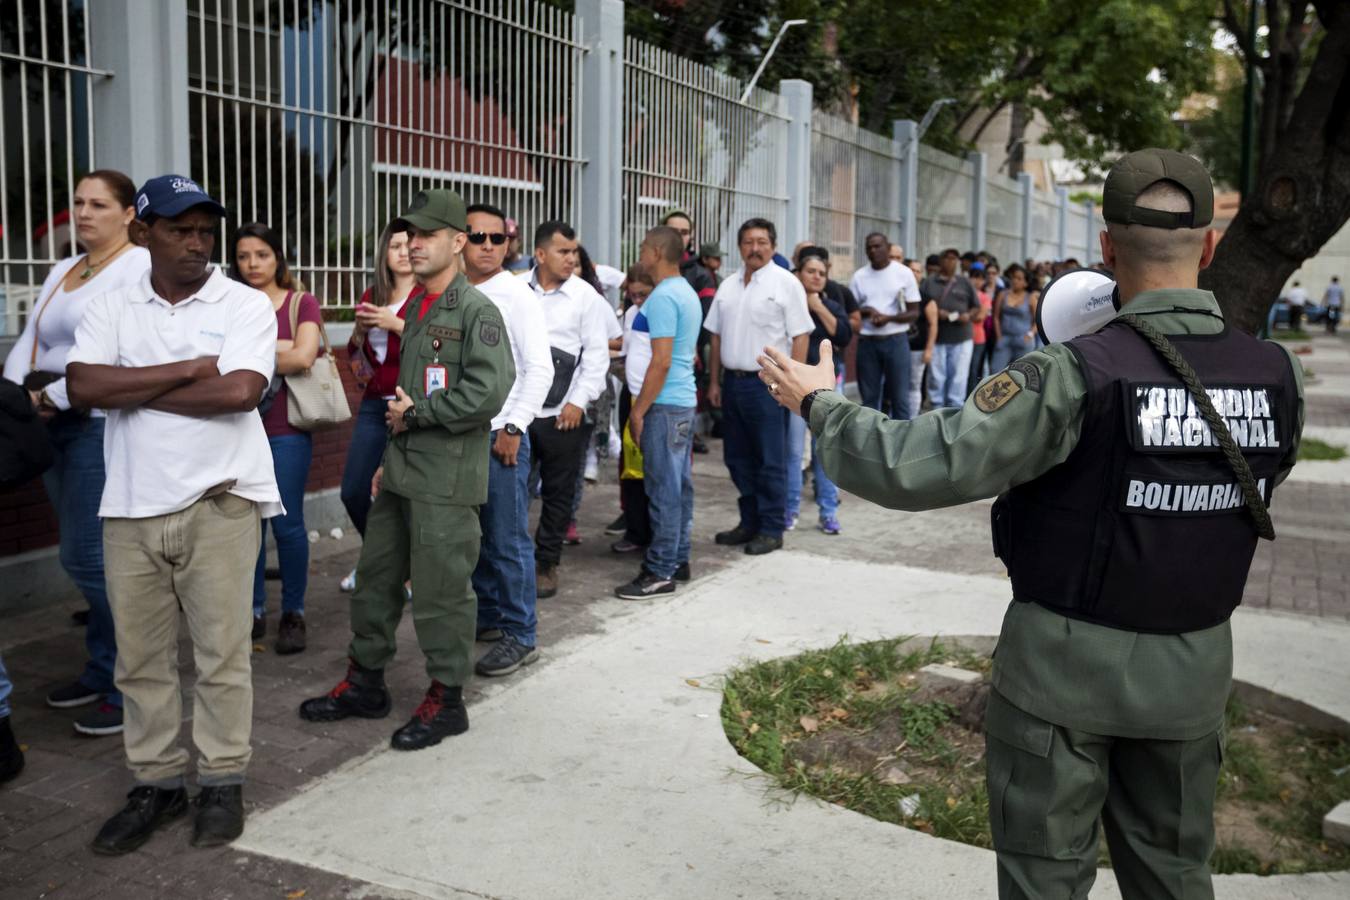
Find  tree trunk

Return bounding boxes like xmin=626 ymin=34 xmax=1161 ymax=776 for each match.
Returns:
xmin=1200 ymin=3 xmax=1350 ymax=334
xmin=1006 ymin=102 xmax=1029 ymax=176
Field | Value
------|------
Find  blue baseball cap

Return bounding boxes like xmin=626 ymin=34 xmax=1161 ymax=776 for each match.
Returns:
xmin=134 ymin=175 xmax=227 ymax=222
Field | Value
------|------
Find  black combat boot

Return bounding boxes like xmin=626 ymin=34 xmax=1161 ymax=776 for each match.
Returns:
xmin=191 ymin=784 xmax=244 ymax=847
xmin=91 ymin=786 xmax=188 ymax=855
xmin=298 ymin=659 xmax=392 ymax=722
xmin=390 ymin=681 xmax=468 ymax=751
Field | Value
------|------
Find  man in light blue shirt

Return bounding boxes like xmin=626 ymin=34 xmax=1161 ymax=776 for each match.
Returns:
xmin=616 ymin=226 xmax=702 ymax=599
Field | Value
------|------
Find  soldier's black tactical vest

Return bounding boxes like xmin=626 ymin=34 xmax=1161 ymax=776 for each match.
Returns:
xmin=992 ymin=318 xmax=1299 ymax=633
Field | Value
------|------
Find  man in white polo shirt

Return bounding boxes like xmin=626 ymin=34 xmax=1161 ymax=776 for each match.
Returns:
xmin=461 ymin=202 xmax=553 ymax=676
xmin=705 ymin=217 xmax=812 ymax=555
xmin=849 ymin=232 xmax=921 ymax=419
xmin=526 ymin=220 xmax=609 ymax=598
xmin=66 ymin=176 xmax=280 ymax=856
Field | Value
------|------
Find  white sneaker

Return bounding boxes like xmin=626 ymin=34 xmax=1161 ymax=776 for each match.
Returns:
xmin=584 ymin=448 xmax=599 ymax=483
xmin=339 ymin=568 xmax=357 ymax=592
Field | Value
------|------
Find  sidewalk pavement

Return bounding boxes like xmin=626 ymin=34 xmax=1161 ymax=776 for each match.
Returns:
xmin=2 ymin=330 xmax=1348 ymax=898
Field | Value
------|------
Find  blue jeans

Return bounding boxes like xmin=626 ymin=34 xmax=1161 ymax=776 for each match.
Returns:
xmin=928 ymin=340 xmax=974 ymax=408
xmin=990 ymin=334 xmax=1033 ymax=373
xmin=43 ymin=415 xmax=120 ymax=706
xmin=472 ymin=430 xmax=538 ymax=646
xmin=721 ymin=374 xmax=789 ymax=537
xmin=253 ymin=433 xmax=312 ymax=616
xmin=341 ymin=397 xmax=389 ymax=537
xmin=0 ymin=652 xmax=12 ymax=718
xmin=786 ymin=404 xmax=839 ymax=520
xmin=640 ymin=404 xmax=696 ymax=580
xmin=856 ymin=334 xmax=913 ymax=419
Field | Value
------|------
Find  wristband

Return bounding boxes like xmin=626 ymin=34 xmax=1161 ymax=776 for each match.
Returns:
xmin=800 ymin=388 xmax=828 ymax=422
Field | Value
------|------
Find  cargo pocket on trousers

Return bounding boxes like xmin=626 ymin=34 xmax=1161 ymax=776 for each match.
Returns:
xmin=984 ymin=691 xmax=1054 ymax=857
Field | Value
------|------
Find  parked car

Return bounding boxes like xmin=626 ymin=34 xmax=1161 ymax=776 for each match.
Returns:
xmin=1271 ymin=299 xmax=1326 ymax=327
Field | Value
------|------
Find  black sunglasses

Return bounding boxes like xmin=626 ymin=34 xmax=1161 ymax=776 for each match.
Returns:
xmin=466 ymin=231 xmax=508 ymax=245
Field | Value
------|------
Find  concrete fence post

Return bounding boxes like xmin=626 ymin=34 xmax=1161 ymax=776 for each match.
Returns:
xmin=576 ymin=0 xmax=625 ymax=267
xmin=1084 ymin=201 xmax=1097 ymax=266
xmin=893 ymin=120 xmax=918 ymax=258
xmin=968 ymin=151 xmax=987 ymax=252
xmin=1056 ymin=186 xmax=1070 ymax=260
xmin=1017 ymin=172 xmax=1033 ymax=265
xmin=779 ymin=80 xmax=814 ymax=254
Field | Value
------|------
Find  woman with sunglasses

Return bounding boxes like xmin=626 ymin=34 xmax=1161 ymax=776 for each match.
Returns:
xmin=338 ymin=221 xmax=415 ymax=593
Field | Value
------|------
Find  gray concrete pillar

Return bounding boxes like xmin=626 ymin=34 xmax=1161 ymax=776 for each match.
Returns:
xmin=1018 ymin=172 xmax=1033 ymax=265
xmin=968 ymin=151 xmax=987 ymax=252
xmin=1056 ymin=186 xmax=1070 ymax=260
xmin=576 ymin=0 xmax=625 ymax=267
xmin=779 ymin=80 xmax=813 ymax=253
xmin=894 ymin=120 xmax=918 ymax=258
xmin=1084 ymin=201 xmax=1097 ymax=265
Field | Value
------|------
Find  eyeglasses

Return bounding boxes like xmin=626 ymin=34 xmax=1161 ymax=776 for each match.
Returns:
xmin=466 ymin=231 xmax=508 ymax=245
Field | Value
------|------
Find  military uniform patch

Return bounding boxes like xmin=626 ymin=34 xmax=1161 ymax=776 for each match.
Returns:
xmin=478 ymin=320 xmax=502 ymax=347
xmin=1008 ymin=359 xmax=1042 ymax=392
xmin=974 ymin=372 xmax=1021 ymax=413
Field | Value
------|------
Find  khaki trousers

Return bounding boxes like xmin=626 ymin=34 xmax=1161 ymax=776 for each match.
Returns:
xmin=104 ymin=492 xmax=260 ymax=787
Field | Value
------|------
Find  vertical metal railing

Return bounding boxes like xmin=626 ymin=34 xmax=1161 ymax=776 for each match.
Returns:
xmin=0 ymin=0 xmax=104 ymax=336
xmin=808 ymin=109 xmax=898 ymax=276
xmin=620 ymin=35 xmax=789 ymax=268
xmin=185 ymin=0 xmax=585 ymax=309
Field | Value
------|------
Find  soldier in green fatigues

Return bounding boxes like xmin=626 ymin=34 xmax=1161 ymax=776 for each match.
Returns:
xmin=756 ymin=151 xmax=1304 ymax=899
xmin=300 ymin=189 xmax=515 ymax=751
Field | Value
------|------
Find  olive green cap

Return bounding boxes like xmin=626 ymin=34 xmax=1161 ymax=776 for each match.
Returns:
xmin=1103 ymin=149 xmax=1213 ymax=229
xmin=698 ymin=242 xmax=723 ymax=259
xmin=398 ymin=188 xmax=467 ymax=233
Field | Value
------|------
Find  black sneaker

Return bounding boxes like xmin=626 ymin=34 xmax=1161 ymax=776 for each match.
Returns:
xmin=191 ymin=785 xmax=244 ymax=848
xmin=476 ymin=627 xmax=504 ymax=643
xmin=0 ymin=716 xmax=23 ymax=784
xmin=745 ymin=534 xmax=783 ymax=555
xmin=390 ymin=682 xmax=468 ymax=751
xmin=616 ymin=571 xmax=675 ymax=600
xmin=46 ymin=681 xmax=100 ymax=709
xmin=692 ymin=436 xmax=709 ymax=454
xmin=74 ymin=702 xmax=124 ymax=737
xmin=299 ymin=660 xmax=392 ymax=722
xmin=91 ymin=786 xmax=188 ymax=856
xmin=673 ymin=562 xmax=691 ymax=583
xmin=610 ymin=538 xmax=645 ymax=554
xmin=251 ymin=616 xmax=265 ymax=641
xmin=603 ymin=513 xmax=628 ymax=536
xmin=475 ymin=636 xmax=541 ymax=677
xmin=275 ymin=612 xmax=306 ymax=655
xmin=714 ymin=525 xmax=754 ymax=546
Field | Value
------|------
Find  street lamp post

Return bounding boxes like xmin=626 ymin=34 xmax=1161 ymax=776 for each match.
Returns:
xmin=739 ymin=19 xmax=808 ymax=104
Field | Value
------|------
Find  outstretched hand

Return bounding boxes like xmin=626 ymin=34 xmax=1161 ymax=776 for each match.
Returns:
xmin=757 ymin=342 xmax=836 ymax=415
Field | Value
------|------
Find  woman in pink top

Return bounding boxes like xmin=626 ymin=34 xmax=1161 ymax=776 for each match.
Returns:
xmin=231 ymin=223 xmax=321 ymax=654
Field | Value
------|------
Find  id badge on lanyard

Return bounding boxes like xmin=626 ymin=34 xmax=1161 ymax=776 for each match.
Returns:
xmin=424 ymin=337 xmax=448 ymax=395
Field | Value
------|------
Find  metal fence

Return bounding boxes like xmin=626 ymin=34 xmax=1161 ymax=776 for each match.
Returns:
xmin=808 ymin=109 xmax=895 ymax=276
xmin=0 ymin=0 xmax=101 ymax=335
xmin=620 ymin=35 xmax=788 ymax=269
xmin=2 ymin=0 xmax=1105 ymax=340
xmin=186 ymin=0 xmax=585 ymax=308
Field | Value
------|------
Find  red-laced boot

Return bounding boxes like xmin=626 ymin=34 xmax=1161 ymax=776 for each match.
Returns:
xmin=298 ymin=659 xmax=391 ymax=722
xmin=390 ymin=680 xmax=468 ymax=751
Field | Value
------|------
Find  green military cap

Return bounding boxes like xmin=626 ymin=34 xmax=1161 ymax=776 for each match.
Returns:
xmin=699 ymin=242 xmax=723 ymax=259
xmin=399 ymin=188 xmax=467 ymax=233
xmin=1103 ymin=149 xmax=1213 ymax=229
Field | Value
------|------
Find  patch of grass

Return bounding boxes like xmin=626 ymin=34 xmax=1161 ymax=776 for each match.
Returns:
xmin=723 ymin=640 xmax=1350 ymax=877
xmin=1272 ymin=329 xmax=1313 ymax=341
xmin=1299 ymin=437 xmax=1347 ymax=461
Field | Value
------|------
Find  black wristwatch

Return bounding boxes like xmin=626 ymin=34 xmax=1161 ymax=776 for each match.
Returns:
xmin=800 ymin=388 xmax=829 ymax=422
xmin=504 ymin=423 xmax=522 ymax=436
xmin=401 ymin=406 xmax=418 ymax=430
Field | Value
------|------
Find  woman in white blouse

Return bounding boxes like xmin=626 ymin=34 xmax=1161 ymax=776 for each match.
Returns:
xmin=2 ymin=170 xmax=151 ymax=737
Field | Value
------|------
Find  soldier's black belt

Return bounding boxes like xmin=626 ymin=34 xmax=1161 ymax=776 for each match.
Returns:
xmin=724 ymin=369 xmax=761 ymax=378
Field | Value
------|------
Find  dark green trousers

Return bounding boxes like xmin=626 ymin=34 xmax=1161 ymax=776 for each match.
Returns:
xmin=984 ymin=689 xmax=1222 ymax=900
xmin=348 ymin=489 xmax=481 ymax=687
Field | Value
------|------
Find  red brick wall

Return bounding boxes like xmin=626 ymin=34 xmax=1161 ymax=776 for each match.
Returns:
xmin=0 ymin=348 xmax=367 ymax=559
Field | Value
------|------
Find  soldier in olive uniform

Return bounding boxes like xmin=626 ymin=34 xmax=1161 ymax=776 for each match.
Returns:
xmin=757 ymin=150 xmax=1304 ymax=899
xmin=300 ymin=189 xmax=514 ymax=751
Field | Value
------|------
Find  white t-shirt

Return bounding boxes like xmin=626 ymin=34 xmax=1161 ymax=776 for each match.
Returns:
xmin=1286 ymin=286 xmax=1308 ymax=307
xmin=528 ymin=272 xmax=611 ymax=417
xmin=67 ymin=267 xmax=283 ymax=519
xmin=621 ymin=304 xmax=652 ymax=397
xmin=365 ymin=295 xmax=408 ymax=368
xmin=704 ymin=263 xmax=813 ymax=372
xmin=849 ymin=261 xmax=920 ymax=337
xmin=476 ymin=270 xmax=553 ymax=432
xmin=3 ymin=247 xmax=152 ymax=412
xmin=594 ymin=263 xmax=625 ymax=308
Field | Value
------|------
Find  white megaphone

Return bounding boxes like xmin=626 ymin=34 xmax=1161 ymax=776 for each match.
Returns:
xmin=1035 ymin=268 xmax=1120 ymax=344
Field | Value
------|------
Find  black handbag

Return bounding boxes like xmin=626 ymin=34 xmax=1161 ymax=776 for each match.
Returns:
xmin=0 ymin=379 xmax=55 ymax=488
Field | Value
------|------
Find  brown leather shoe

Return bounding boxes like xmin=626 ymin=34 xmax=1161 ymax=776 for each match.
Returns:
xmin=536 ymin=564 xmax=558 ymax=599
xmin=275 ymin=612 xmax=306 ymax=655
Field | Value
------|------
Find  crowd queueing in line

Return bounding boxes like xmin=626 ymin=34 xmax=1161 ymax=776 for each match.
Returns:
xmin=0 ymin=165 xmax=1089 ymax=854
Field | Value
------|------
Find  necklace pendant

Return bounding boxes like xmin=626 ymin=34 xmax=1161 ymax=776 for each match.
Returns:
xmin=80 ymin=265 xmax=94 ymax=280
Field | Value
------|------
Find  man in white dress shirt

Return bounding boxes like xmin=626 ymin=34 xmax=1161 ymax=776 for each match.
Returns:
xmin=849 ymin=232 xmax=922 ymax=419
xmin=704 ymin=218 xmax=812 ymax=556
xmin=462 ymin=203 xmax=553 ymax=675
xmin=526 ymin=220 xmax=609 ymax=598
xmin=66 ymin=175 xmax=281 ymax=855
